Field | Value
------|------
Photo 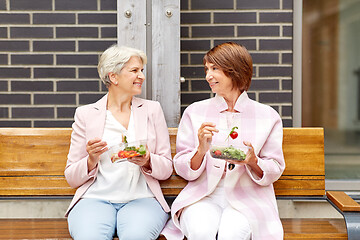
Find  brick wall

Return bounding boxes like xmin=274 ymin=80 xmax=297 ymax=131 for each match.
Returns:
xmin=180 ymin=0 xmax=293 ymax=127
xmin=0 ymin=0 xmax=293 ymax=127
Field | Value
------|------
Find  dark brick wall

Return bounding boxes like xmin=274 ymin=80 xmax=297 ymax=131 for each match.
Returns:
xmin=0 ymin=0 xmax=293 ymax=127
xmin=181 ymin=0 xmax=293 ymax=127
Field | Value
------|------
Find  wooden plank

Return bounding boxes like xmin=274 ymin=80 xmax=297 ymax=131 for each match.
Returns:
xmin=151 ymin=0 xmax=180 ymax=127
xmin=0 ymin=176 xmax=75 ymax=196
xmin=0 ymin=128 xmax=71 ymax=176
xmin=0 ymin=127 xmax=326 ymax=197
xmin=279 ymin=176 xmax=325 ymax=180
xmin=160 ymin=175 xmax=326 ymax=196
xmin=159 ymin=175 xmax=187 ymax=188
xmin=274 ymin=179 xmax=325 ymax=196
xmin=0 ymin=175 xmax=325 ymax=197
xmin=282 ymin=128 xmax=325 ymax=176
xmin=275 ymin=128 xmax=324 ymax=197
xmin=0 ymin=128 xmax=72 ymax=136
xmin=274 ymin=178 xmax=325 ymax=190
xmin=0 ymin=218 xmax=347 ymax=240
xmin=283 ymin=219 xmax=347 ymax=239
xmin=169 ymin=127 xmax=177 ymax=157
xmin=0 ymin=219 xmax=71 ymax=239
xmin=327 ymin=191 xmax=360 ymax=212
xmin=282 ymin=218 xmax=347 ymax=239
xmin=275 ymin=189 xmax=325 ymax=196
xmin=117 ymin=0 xmax=148 ymax=102
xmin=117 ymin=0 xmax=147 ymax=51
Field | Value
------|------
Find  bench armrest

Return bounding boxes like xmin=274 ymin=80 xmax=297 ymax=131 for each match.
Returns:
xmin=326 ymin=191 xmax=360 ymax=212
xmin=327 ymin=191 xmax=360 ymax=239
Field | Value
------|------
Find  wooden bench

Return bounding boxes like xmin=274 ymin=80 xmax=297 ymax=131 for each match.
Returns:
xmin=0 ymin=127 xmax=359 ymax=239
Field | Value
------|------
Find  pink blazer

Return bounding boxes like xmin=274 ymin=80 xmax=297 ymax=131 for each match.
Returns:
xmin=64 ymin=94 xmax=173 ymax=216
xmin=162 ymin=92 xmax=285 ymax=240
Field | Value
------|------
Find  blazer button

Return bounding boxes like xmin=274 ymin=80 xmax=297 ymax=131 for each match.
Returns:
xmin=228 ymin=163 xmax=235 ymax=170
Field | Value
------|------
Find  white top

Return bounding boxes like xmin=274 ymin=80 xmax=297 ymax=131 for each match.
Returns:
xmin=82 ymin=110 xmax=154 ymax=203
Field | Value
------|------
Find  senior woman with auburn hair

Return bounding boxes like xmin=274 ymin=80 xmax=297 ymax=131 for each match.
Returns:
xmin=64 ymin=44 xmax=172 ymax=240
xmin=163 ymin=42 xmax=285 ymax=240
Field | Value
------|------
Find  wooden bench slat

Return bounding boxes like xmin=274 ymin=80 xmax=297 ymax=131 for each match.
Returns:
xmin=282 ymin=128 xmax=324 ymax=177
xmin=0 ymin=173 xmax=326 ymax=196
xmin=275 ymin=189 xmax=325 ymax=196
xmin=0 ymin=176 xmax=75 ymax=196
xmin=0 ymin=218 xmax=347 ymax=240
xmin=0 ymin=127 xmax=326 ymax=197
xmin=283 ymin=219 xmax=347 ymax=239
xmin=168 ymin=128 xmax=177 ymax=158
xmin=0 ymin=128 xmax=71 ymax=176
xmin=159 ymin=175 xmax=187 ymax=187
xmin=274 ymin=178 xmax=325 ymax=196
xmin=280 ymin=176 xmax=325 ymax=180
xmin=0 ymin=219 xmax=71 ymax=239
xmin=161 ymin=189 xmax=182 ymax=195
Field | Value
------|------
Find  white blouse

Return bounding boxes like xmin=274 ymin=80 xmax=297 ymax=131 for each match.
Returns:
xmin=82 ymin=109 xmax=154 ymax=203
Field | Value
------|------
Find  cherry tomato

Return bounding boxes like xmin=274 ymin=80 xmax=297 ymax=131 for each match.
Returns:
xmin=118 ymin=151 xmax=128 ymax=158
xmin=230 ymin=131 xmax=238 ymax=139
xmin=228 ymin=126 xmax=239 ymax=140
xmin=214 ymin=150 xmax=222 ymax=156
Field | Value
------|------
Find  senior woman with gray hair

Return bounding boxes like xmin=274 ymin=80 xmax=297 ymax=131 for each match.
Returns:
xmin=64 ymin=44 xmax=173 ymax=240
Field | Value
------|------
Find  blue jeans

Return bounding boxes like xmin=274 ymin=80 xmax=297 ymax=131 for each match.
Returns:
xmin=67 ymin=198 xmax=169 ymax=240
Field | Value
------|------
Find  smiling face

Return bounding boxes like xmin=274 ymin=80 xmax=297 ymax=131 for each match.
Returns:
xmin=109 ymin=56 xmax=145 ymax=96
xmin=205 ymin=61 xmax=234 ymax=96
xmin=203 ymin=42 xmax=253 ymax=94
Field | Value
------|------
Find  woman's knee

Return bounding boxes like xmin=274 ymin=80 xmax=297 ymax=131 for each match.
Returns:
xmin=67 ymin=199 xmax=116 ymax=240
xmin=186 ymin=227 xmax=217 ymax=240
xmin=70 ymin=227 xmax=114 ymax=240
xmin=118 ymin=227 xmax=160 ymax=240
xmin=218 ymin=228 xmax=251 ymax=240
xmin=180 ymin=200 xmax=222 ymax=240
xmin=218 ymin=208 xmax=252 ymax=240
xmin=117 ymin=215 xmax=166 ymax=240
xmin=117 ymin=198 xmax=168 ymax=240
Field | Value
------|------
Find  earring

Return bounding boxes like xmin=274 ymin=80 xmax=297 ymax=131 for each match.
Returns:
xmin=114 ymin=82 xmax=118 ymax=85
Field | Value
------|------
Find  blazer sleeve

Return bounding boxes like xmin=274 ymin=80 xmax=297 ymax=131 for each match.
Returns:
xmin=173 ymin=106 xmax=207 ymax=181
xmin=64 ymin=106 xmax=97 ymax=189
xmin=141 ymin=101 xmax=173 ymax=180
xmin=245 ymin=111 xmax=285 ymax=186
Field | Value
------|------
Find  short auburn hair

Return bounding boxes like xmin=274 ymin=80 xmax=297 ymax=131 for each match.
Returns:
xmin=203 ymin=42 xmax=253 ymax=92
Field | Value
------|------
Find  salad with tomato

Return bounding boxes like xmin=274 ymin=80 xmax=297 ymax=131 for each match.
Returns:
xmin=210 ymin=145 xmax=246 ymax=161
xmin=210 ymin=126 xmax=246 ymax=161
xmin=108 ymin=140 xmax=147 ymax=163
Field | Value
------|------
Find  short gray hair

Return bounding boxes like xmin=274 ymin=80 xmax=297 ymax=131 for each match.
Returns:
xmin=97 ymin=44 xmax=147 ymax=87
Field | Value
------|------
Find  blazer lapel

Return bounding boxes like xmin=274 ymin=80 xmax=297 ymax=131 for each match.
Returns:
xmin=132 ymin=97 xmax=148 ymax=141
xmin=86 ymin=94 xmax=108 ymax=140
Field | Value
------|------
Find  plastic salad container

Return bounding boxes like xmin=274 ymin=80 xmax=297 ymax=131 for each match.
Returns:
xmin=210 ymin=144 xmax=247 ymax=161
xmin=108 ymin=139 xmax=147 ymax=163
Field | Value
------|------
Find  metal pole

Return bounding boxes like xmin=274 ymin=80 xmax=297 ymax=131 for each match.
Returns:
xmin=293 ymin=0 xmax=303 ymax=127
